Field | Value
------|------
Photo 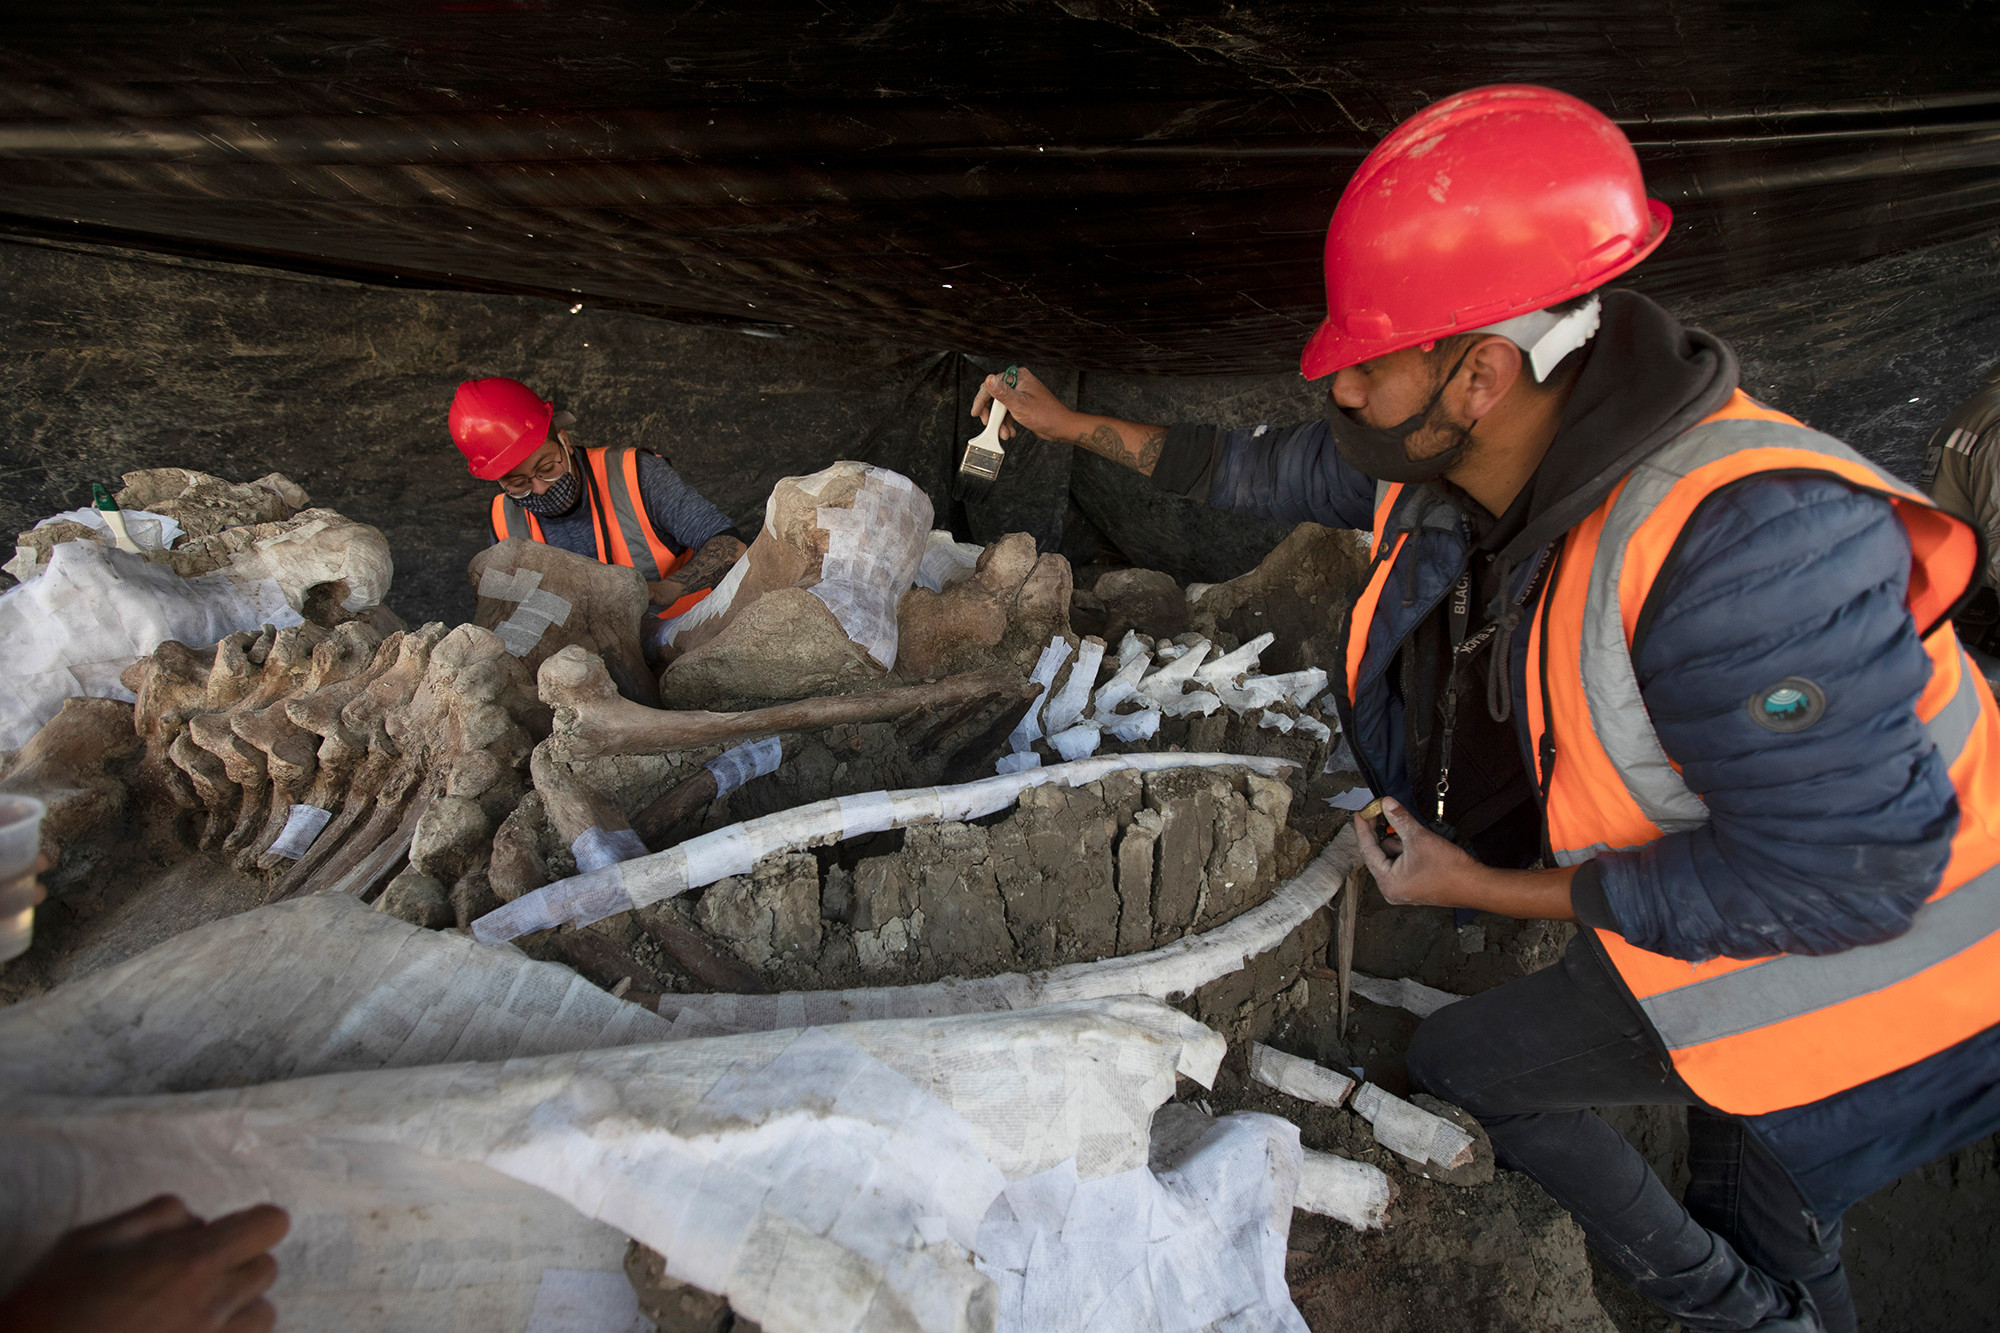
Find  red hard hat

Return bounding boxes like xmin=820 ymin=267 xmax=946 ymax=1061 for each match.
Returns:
xmin=450 ymin=377 xmax=555 ymax=480
xmin=1299 ymin=85 xmax=1671 ymax=380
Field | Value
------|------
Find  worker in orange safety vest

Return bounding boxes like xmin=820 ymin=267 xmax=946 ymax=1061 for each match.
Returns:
xmin=449 ymin=376 xmax=746 ymax=624
xmin=975 ymin=86 xmax=2000 ymax=1332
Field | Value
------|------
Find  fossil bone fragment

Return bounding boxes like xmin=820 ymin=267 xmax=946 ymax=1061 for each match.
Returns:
xmin=896 ymin=532 xmax=1074 ymax=680
xmin=1351 ymin=1082 xmax=1478 ymax=1170
xmin=1248 ymin=1042 xmax=1357 ymax=1109
xmin=474 ymin=750 xmax=1302 ymax=944
xmin=539 ymin=645 xmax=1023 ymax=763
xmin=182 ymin=624 xmax=325 ymax=853
xmin=1040 ymin=636 xmax=1103 ymax=735
xmin=470 ymin=538 xmax=658 ymax=706
xmin=1296 ymin=1150 xmax=1393 ymax=1232
xmin=233 ymin=620 xmax=384 ymax=865
xmin=0 ymin=697 xmax=140 ymax=861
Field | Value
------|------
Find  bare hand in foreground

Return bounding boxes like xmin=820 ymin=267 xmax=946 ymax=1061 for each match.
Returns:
xmin=0 ymin=1195 xmax=291 ymax=1333
xmin=1355 ymin=797 xmax=1479 ymax=907
xmin=972 ymin=365 xmax=1076 ymax=443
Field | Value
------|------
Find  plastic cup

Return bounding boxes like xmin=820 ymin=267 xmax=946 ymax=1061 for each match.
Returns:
xmin=0 ymin=794 xmax=47 ymax=964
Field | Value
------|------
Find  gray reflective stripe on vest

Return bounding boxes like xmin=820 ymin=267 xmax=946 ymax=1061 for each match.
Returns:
xmin=501 ymin=496 xmax=527 ymax=536
xmin=1640 ymin=859 xmax=2000 ymax=1049
xmin=1578 ymin=417 xmax=1923 ymax=838
xmin=1560 ymin=416 xmax=1970 ymax=864
xmin=599 ymin=446 xmax=662 ymax=581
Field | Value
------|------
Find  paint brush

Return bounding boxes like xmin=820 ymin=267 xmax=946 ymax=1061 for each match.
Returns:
xmin=959 ymin=364 xmax=1019 ymax=484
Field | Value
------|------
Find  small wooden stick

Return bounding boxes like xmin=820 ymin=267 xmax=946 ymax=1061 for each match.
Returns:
xmin=1337 ymin=863 xmax=1362 ymax=1035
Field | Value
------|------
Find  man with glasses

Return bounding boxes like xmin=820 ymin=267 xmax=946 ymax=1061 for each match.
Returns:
xmin=450 ymin=376 xmax=746 ymax=624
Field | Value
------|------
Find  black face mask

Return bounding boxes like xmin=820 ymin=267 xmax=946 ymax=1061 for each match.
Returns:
xmin=513 ymin=448 xmax=584 ymax=517
xmin=1324 ymin=347 xmax=1476 ymax=483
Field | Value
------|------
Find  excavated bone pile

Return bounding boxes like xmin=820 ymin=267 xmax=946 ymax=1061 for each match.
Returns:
xmin=652 ymin=461 xmax=1073 ymax=710
xmin=6 ymin=467 xmax=392 ymax=622
xmin=998 ymin=629 xmax=1333 ymax=775
xmin=111 ymin=619 xmax=542 ymax=926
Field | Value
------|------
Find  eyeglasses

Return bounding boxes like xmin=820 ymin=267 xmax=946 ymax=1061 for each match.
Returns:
xmin=498 ymin=449 xmax=569 ymax=496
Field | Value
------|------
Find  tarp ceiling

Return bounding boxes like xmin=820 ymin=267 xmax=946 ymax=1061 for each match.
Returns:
xmin=1 ymin=2 xmax=1997 ymax=373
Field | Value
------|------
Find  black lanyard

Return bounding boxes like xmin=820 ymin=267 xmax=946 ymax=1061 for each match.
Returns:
xmin=1435 ymin=567 xmax=1500 ymax=825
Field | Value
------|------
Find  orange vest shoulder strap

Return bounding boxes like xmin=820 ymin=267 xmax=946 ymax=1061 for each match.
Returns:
xmin=490 ymin=493 xmax=545 ymax=545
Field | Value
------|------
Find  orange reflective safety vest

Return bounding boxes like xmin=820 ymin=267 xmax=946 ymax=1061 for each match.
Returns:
xmin=1344 ymin=390 xmax=2000 ymax=1115
xmin=491 ymin=445 xmax=711 ymax=620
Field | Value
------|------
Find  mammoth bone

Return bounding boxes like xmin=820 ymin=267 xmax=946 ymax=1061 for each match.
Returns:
xmin=536 ymin=644 xmax=1028 ymax=763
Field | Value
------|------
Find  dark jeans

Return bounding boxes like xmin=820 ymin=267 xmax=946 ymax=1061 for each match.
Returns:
xmin=1406 ymin=934 xmax=1853 ymax=1333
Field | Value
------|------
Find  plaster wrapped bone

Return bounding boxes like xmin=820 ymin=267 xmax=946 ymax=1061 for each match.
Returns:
xmin=0 ymin=542 xmax=301 ymax=750
xmin=1137 ymin=637 xmax=1211 ymax=703
xmin=659 ymin=462 xmax=933 ymax=706
xmin=1004 ymin=635 xmax=1073 ymax=756
xmin=1351 ymin=1082 xmax=1478 ymax=1170
xmin=474 ymin=750 xmax=1308 ymax=946
xmin=1194 ymin=632 xmax=1274 ymax=686
xmin=1040 ymin=635 xmax=1103 ymax=735
xmin=1296 ymin=1150 xmax=1393 ymax=1232
xmin=0 ymin=897 xmax=1289 ymax=1333
xmin=1249 ymin=1042 xmax=1357 ymax=1109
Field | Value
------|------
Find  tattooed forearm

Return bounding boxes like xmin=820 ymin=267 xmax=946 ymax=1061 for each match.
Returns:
xmin=674 ymin=534 xmax=748 ymax=594
xmin=1069 ymin=420 xmax=1169 ymax=476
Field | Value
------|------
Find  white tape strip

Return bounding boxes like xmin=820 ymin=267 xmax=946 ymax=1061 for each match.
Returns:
xmin=834 ymin=791 xmax=895 ymax=836
xmin=705 ymin=736 xmax=782 ymax=797
xmin=267 ymin=803 xmax=333 ymax=860
xmin=572 ymin=825 xmax=649 ymax=873
xmin=517 ymin=587 xmax=572 ymax=626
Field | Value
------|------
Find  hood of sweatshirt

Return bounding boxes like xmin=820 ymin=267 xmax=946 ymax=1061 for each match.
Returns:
xmin=1483 ymin=288 xmax=1739 ymax=569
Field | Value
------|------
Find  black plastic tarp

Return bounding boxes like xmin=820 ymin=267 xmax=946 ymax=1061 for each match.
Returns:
xmin=2 ymin=2 xmax=1997 ymax=374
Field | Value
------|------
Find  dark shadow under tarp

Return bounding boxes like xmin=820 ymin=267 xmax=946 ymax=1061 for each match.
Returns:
xmin=1 ymin=1 xmax=1997 ymax=374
